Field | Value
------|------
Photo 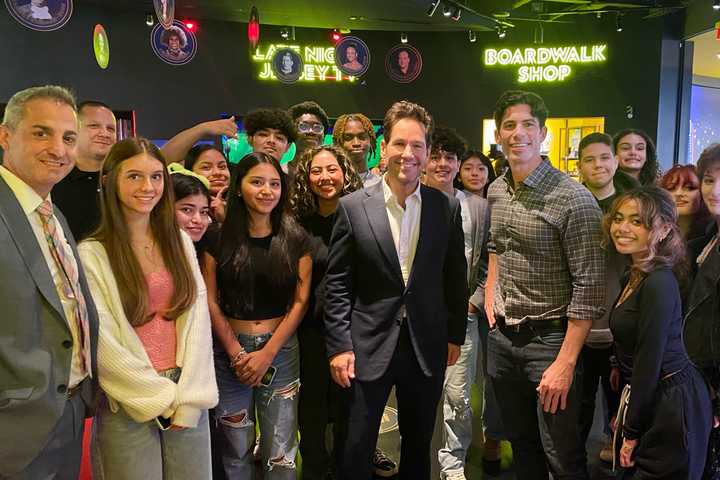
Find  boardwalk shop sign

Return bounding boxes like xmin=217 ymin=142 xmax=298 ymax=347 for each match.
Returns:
xmin=483 ymin=44 xmax=607 ymax=83
xmin=253 ymin=44 xmax=357 ymax=83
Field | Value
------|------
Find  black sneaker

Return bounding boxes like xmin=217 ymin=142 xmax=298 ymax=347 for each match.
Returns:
xmin=372 ymin=448 xmax=398 ymax=477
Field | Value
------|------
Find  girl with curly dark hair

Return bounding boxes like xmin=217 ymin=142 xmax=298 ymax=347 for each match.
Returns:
xmin=603 ymin=186 xmax=711 ymax=479
xmin=290 ymin=144 xmax=364 ymax=478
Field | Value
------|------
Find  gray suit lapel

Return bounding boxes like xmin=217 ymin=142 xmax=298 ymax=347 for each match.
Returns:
xmin=0 ymin=177 xmax=66 ymax=319
xmin=363 ymin=182 xmax=403 ymax=282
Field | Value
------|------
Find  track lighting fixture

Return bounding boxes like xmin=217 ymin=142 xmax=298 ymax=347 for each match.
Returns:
xmin=497 ymin=27 xmax=506 ymax=39
xmin=280 ymin=27 xmax=290 ymax=39
xmin=615 ymin=14 xmax=623 ymax=32
xmin=400 ymin=32 xmax=408 ymax=44
xmin=714 ymin=0 xmax=720 ymax=11
xmin=468 ymin=30 xmax=476 ymax=43
xmin=426 ymin=1 xmax=440 ymax=17
xmin=145 ymin=13 xmax=154 ymax=26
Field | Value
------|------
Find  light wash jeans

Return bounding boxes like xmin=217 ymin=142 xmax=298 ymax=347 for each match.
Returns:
xmin=214 ymin=332 xmax=300 ymax=479
xmin=92 ymin=396 xmax=211 ymax=480
xmin=438 ymin=313 xmax=480 ymax=477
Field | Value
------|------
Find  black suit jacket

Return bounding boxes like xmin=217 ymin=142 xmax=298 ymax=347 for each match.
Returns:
xmin=0 ymin=177 xmax=99 ymax=476
xmin=324 ymin=180 xmax=468 ymax=382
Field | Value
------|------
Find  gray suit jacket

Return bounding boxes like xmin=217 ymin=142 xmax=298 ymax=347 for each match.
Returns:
xmin=464 ymin=193 xmax=490 ymax=310
xmin=0 ymin=177 xmax=99 ymax=476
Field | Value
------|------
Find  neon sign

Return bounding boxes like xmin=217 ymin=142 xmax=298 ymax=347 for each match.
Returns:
xmin=483 ymin=44 xmax=607 ymax=83
xmin=252 ymin=44 xmax=356 ymax=82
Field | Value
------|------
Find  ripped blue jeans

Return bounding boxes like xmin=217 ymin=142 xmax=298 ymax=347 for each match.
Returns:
xmin=214 ymin=332 xmax=300 ymax=479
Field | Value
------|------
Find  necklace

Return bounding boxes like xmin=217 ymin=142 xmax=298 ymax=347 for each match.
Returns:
xmin=617 ymin=271 xmax=644 ymax=306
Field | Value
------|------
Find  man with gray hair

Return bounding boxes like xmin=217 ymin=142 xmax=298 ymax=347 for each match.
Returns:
xmin=0 ymin=85 xmax=99 ymax=479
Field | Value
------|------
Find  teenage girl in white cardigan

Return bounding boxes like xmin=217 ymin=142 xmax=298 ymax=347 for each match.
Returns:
xmin=78 ymin=137 xmax=217 ymax=479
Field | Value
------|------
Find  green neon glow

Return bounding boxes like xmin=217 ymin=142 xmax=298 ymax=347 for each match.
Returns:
xmin=252 ymin=44 xmax=356 ymax=83
xmin=483 ymin=44 xmax=607 ymax=83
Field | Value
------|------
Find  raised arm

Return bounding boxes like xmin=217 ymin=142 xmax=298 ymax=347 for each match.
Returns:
xmin=161 ymin=117 xmax=237 ymax=165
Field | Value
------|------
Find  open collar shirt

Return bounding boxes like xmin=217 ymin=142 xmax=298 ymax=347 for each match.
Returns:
xmin=486 ymin=160 xmax=605 ymax=326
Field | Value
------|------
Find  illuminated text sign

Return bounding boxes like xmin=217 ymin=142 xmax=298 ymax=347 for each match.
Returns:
xmin=252 ymin=44 xmax=356 ymax=82
xmin=483 ymin=44 xmax=607 ymax=83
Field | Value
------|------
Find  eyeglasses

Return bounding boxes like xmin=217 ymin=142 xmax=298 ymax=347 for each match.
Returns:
xmin=298 ymin=122 xmax=324 ymax=134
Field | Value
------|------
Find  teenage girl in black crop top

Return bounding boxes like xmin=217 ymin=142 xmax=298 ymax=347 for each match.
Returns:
xmin=202 ymin=152 xmax=311 ymax=478
xmin=604 ymin=186 xmax=711 ymax=479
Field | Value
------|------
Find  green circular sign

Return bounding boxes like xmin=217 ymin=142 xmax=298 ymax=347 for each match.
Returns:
xmin=93 ymin=24 xmax=109 ymax=69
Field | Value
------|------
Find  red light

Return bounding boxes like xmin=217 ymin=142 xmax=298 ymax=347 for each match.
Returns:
xmin=331 ymin=29 xmax=341 ymax=42
xmin=248 ymin=5 xmax=260 ymax=48
xmin=184 ymin=21 xmax=195 ymax=31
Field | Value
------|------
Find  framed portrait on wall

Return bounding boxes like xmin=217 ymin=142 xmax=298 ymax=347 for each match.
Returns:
xmin=150 ymin=20 xmax=197 ymax=66
xmin=5 ymin=0 xmax=73 ymax=31
xmin=335 ymin=36 xmax=371 ymax=77
xmin=385 ymin=44 xmax=423 ymax=83
xmin=271 ymin=48 xmax=304 ymax=84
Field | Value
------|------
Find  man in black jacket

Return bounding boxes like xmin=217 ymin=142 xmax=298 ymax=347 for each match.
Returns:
xmin=324 ymin=101 xmax=468 ymax=480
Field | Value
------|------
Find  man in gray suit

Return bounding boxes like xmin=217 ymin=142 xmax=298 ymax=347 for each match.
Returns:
xmin=0 ymin=85 xmax=98 ymax=479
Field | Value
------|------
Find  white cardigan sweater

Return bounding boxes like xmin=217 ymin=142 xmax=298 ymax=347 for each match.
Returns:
xmin=78 ymin=231 xmax=218 ymax=428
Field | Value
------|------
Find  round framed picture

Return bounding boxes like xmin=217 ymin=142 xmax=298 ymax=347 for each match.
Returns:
xmin=385 ymin=44 xmax=423 ymax=84
xmin=4 ymin=0 xmax=73 ymax=31
xmin=150 ymin=20 xmax=197 ymax=66
xmin=153 ymin=0 xmax=174 ymax=30
xmin=93 ymin=24 xmax=110 ymax=69
xmin=335 ymin=36 xmax=370 ymax=77
xmin=271 ymin=47 xmax=304 ymax=84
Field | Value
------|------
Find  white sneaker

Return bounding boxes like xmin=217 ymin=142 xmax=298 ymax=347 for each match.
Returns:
xmin=444 ymin=471 xmax=467 ymax=480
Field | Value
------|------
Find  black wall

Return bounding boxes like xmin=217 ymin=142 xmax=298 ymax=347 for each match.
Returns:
xmin=1 ymin=4 xmax=671 ymax=147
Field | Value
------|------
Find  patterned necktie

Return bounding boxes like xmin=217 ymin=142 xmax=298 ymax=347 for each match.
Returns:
xmin=36 ymin=200 xmax=91 ymax=378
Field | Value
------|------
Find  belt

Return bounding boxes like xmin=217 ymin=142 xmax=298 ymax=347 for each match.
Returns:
xmin=498 ymin=318 xmax=564 ymax=333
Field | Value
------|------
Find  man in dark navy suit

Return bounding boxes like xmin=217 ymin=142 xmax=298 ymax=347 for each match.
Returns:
xmin=324 ymin=100 xmax=468 ymax=480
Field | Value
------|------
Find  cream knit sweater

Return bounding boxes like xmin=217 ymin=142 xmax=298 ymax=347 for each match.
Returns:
xmin=78 ymin=231 xmax=218 ymax=428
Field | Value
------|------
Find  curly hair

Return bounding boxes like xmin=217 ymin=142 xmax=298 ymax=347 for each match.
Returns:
xmin=244 ymin=108 xmax=297 ymax=144
xmin=431 ymin=125 xmax=467 ymax=158
xmin=332 ymin=113 xmax=377 ymax=156
xmin=160 ymin=26 xmax=187 ymax=48
xmin=612 ymin=129 xmax=659 ymax=186
xmin=288 ymin=101 xmax=329 ymax=131
xmin=290 ymin=145 xmax=363 ymax=219
xmin=602 ymin=187 xmax=687 ymax=281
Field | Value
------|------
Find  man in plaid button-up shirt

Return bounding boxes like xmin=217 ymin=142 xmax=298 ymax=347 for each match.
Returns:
xmin=484 ymin=90 xmax=605 ymax=480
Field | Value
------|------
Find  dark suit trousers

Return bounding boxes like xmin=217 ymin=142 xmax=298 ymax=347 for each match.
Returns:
xmin=4 ymin=394 xmax=86 ymax=480
xmin=339 ymin=321 xmax=445 ymax=480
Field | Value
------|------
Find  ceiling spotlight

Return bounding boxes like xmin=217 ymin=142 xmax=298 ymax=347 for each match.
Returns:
xmin=468 ymin=30 xmax=476 ymax=43
xmin=443 ymin=4 xmax=453 ymax=17
xmin=145 ymin=13 xmax=154 ymax=26
xmin=714 ymin=0 xmax=720 ymax=10
xmin=615 ymin=14 xmax=623 ymax=32
xmin=400 ymin=32 xmax=408 ymax=44
xmin=497 ymin=27 xmax=506 ymax=39
xmin=426 ymin=1 xmax=440 ymax=17
xmin=280 ymin=27 xmax=290 ymax=39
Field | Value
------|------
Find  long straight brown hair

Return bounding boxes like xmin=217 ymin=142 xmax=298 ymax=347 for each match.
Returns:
xmin=92 ymin=137 xmax=196 ymax=326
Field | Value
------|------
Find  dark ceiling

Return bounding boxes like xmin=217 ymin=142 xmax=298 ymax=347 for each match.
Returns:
xmin=84 ymin=0 xmax=688 ymax=32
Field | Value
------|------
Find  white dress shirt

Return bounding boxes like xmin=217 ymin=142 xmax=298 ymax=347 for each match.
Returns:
xmin=382 ymin=175 xmax=422 ymax=286
xmin=0 ymin=166 xmax=86 ymax=387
